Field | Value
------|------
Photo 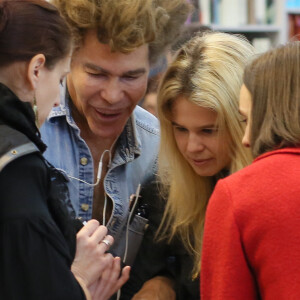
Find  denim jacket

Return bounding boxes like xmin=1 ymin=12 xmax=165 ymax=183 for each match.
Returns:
xmin=40 ymin=87 xmax=160 ymax=265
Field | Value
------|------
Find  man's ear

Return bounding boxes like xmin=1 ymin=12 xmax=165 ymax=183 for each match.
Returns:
xmin=27 ymin=54 xmax=46 ymax=90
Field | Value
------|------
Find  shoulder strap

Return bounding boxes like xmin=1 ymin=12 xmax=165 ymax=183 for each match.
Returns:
xmin=0 ymin=142 xmax=39 ymax=172
xmin=0 ymin=124 xmax=40 ymax=172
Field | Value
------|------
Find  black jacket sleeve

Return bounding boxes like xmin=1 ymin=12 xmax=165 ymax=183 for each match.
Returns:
xmin=0 ymin=153 xmax=85 ymax=300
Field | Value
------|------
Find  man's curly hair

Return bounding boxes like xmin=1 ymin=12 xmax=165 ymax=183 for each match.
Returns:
xmin=52 ymin=0 xmax=192 ymax=65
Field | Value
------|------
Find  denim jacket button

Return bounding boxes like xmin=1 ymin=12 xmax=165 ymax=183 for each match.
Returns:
xmin=80 ymin=157 xmax=88 ymax=165
xmin=81 ymin=203 xmax=89 ymax=211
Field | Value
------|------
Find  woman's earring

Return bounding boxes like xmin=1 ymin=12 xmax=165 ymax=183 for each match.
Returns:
xmin=33 ymin=94 xmax=39 ymax=128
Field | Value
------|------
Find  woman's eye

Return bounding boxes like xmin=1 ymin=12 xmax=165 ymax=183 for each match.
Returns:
xmin=202 ymin=128 xmax=218 ymax=134
xmin=174 ymin=126 xmax=187 ymax=132
xmin=202 ymin=129 xmax=213 ymax=134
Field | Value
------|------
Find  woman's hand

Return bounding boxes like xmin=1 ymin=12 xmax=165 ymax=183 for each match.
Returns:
xmin=71 ymin=220 xmax=114 ymax=288
xmin=89 ymin=257 xmax=131 ymax=300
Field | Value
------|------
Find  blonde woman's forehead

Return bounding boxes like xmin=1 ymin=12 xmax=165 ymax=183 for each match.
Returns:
xmin=171 ymin=96 xmax=217 ymax=128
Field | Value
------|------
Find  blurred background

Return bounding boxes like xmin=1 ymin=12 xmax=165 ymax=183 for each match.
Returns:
xmin=141 ymin=0 xmax=300 ymax=115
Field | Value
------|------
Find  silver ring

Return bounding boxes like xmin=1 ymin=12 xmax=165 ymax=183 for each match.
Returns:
xmin=100 ymin=239 xmax=111 ymax=247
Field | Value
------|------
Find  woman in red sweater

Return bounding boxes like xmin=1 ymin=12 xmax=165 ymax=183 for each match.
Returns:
xmin=201 ymin=42 xmax=300 ymax=299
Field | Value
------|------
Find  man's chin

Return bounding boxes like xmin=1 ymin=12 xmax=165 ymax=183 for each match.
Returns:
xmin=90 ymin=123 xmax=123 ymax=140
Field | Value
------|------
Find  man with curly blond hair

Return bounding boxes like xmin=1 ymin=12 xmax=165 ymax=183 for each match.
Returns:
xmin=41 ymin=0 xmax=191 ymax=299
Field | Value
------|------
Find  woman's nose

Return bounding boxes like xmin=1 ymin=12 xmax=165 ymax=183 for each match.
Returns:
xmin=187 ymin=134 xmax=205 ymax=153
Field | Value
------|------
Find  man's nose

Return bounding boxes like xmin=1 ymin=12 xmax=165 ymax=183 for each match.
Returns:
xmin=101 ymin=78 xmax=124 ymax=104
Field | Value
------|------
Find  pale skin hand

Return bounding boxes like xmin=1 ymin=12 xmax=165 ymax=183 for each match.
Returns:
xmin=71 ymin=220 xmax=114 ymax=288
xmin=89 ymin=257 xmax=131 ymax=300
xmin=132 ymin=276 xmax=176 ymax=300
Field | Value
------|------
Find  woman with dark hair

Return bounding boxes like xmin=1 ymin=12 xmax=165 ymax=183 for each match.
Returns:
xmin=201 ymin=42 xmax=300 ymax=299
xmin=0 ymin=1 xmax=129 ymax=299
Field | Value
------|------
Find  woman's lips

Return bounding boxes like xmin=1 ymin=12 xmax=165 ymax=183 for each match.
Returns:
xmin=192 ymin=158 xmax=213 ymax=166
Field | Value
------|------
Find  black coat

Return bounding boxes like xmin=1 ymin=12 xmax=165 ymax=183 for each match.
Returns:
xmin=0 ymin=83 xmax=85 ymax=300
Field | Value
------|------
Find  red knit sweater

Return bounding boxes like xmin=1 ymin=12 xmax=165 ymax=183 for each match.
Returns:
xmin=201 ymin=148 xmax=300 ymax=300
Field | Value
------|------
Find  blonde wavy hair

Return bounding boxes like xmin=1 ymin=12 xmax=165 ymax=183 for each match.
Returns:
xmin=157 ymin=32 xmax=255 ymax=277
xmin=51 ymin=0 xmax=192 ymax=65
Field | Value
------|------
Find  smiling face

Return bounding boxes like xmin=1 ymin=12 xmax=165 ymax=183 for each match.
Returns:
xmin=67 ymin=30 xmax=150 ymax=141
xmin=171 ymin=96 xmax=231 ymax=177
xmin=239 ymin=84 xmax=252 ymax=148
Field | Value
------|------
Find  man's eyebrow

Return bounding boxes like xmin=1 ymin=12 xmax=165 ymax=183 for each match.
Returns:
xmin=124 ymin=68 xmax=147 ymax=76
xmin=84 ymin=63 xmax=146 ymax=76
xmin=84 ymin=63 xmax=109 ymax=74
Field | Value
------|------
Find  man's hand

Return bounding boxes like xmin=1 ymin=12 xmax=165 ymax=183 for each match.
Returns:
xmin=132 ymin=276 xmax=176 ymax=300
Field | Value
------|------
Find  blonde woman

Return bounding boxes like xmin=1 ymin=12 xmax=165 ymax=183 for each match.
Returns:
xmin=126 ymin=32 xmax=255 ymax=300
xmin=158 ymin=31 xmax=255 ymax=298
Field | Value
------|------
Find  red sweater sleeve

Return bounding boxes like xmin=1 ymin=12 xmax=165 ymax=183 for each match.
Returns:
xmin=200 ymin=181 xmax=257 ymax=300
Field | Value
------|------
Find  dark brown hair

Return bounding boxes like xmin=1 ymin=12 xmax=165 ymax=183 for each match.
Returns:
xmin=0 ymin=0 xmax=72 ymax=69
xmin=243 ymin=42 xmax=300 ymax=157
